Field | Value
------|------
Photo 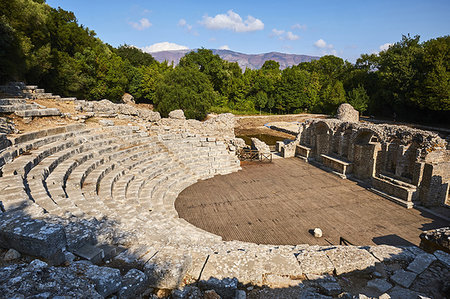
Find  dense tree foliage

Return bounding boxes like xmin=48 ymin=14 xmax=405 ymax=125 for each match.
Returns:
xmin=0 ymin=0 xmax=448 ymax=123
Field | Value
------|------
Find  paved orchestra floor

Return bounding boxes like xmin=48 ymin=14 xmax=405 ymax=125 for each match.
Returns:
xmin=175 ymin=158 xmax=447 ymax=246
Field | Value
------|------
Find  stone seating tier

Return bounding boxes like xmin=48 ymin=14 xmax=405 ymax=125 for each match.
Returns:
xmin=1 ymin=122 xmax=447 ymax=296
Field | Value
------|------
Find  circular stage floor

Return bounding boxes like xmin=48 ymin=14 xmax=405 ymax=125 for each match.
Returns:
xmin=175 ymin=158 xmax=447 ymax=246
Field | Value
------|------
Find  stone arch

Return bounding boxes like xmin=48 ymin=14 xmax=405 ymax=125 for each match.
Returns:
xmin=352 ymin=129 xmax=381 ymax=180
xmin=313 ymin=121 xmax=332 ymax=159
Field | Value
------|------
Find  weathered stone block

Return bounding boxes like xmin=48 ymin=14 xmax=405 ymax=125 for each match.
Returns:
xmin=0 ymin=213 xmax=66 ymax=265
xmin=407 ymin=253 xmax=436 ymax=274
xmin=325 ymin=246 xmax=377 ymax=275
xmin=118 ymin=268 xmax=148 ymax=299
xmin=390 ymin=269 xmax=417 ymax=288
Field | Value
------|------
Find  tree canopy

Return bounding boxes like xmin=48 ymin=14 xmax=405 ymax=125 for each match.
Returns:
xmin=0 ymin=0 xmax=448 ymax=123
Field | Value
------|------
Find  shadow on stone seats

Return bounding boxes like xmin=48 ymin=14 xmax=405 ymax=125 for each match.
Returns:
xmin=372 ymin=234 xmax=416 ymax=247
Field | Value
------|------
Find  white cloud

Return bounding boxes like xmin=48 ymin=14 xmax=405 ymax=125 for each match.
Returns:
xmin=314 ymin=39 xmax=329 ymax=49
xmin=201 ymin=10 xmax=264 ymax=32
xmin=379 ymin=43 xmax=393 ymax=52
xmin=314 ymin=39 xmax=336 ymax=55
xmin=129 ymin=18 xmax=152 ymax=30
xmin=219 ymin=45 xmax=230 ymax=50
xmin=271 ymin=29 xmax=299 ymax=41
xmin=141 ymin=42 xmax=189 ymax=53
xmin=178 ymin=18 xmax=195 ymax=34
xmin=286 ymin=31 xmax=299 ymax=41
xmin=271 ymin=29 xmax=285 ymax=37
xmin=292 ymin=23 xmax=307 ymax=30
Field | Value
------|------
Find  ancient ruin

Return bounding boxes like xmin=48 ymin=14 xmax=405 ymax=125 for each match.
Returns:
xmin=0 ymin=85 xmax=449 ymax=298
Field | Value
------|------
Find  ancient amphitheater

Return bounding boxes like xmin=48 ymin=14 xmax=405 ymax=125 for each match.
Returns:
xmin=0 ymin=83 xmax=449 ymax=298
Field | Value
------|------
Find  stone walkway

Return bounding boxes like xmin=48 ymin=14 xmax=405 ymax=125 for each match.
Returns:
xmin=176 ymin=158 xmax=448 ymax=246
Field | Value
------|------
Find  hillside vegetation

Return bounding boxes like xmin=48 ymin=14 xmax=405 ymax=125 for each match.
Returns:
xmin=0 ymin=0 xmax=448 ymax=123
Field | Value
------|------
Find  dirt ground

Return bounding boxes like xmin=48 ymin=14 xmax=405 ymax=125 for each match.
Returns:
xmin=234 ymin=113 xmax=326 ymax=137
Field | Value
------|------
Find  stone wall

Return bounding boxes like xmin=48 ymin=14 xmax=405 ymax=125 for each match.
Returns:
xmin=278 ymin=119 xmax=449 ymax=207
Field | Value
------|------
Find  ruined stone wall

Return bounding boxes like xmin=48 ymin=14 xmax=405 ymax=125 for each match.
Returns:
xmin=280 ymin=119 xmax=449 ymax=207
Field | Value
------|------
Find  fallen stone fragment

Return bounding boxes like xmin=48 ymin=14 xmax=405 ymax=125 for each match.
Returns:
xmin=235 ymin=289 xmax=246 ymax=299
xmin=169 ymin=109 xmax=186 ymax=120
xmin=118 ymin=268 xmax=148 ymax=299
xmin=70 ymin=261 xmax=122 ymax=297
xmin=199 ymin=277 xmax=238 ymax=299
xmin=3 ymin=248 xmax=21 ymax=261
xmin=0 ymin=261 xmax=102 ymax=298
xmin=390 ymin=269 xmax=417 ymax=288
xmin=144 ymin=250 xmax=192 ymax=289
xmin=318 ymin=281 xmax=342 ymax=296
xmin=99 ymin=119 xmax=115 ymax=126
xmin=313 ymin=228 xmax=323 ymax=238
xmin=204 ymin=289 xmax=221 ymax=299
xmin=0 ymin=213 xmax=66 ymax=265
xmin=407 ymin=253 xmax=436 ymax=274
xmin=388 ymin=286 xmax=426 ymax=299
xmin=367 ymin=278 xmax=393 ymax=293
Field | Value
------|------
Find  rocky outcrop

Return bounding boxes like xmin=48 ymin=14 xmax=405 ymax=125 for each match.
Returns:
xmin=121 ymin=93 xmax=135 ymax=105
xmin=168 ymin=109 xmax=186 ymax=120
xmin=337 ymin=103 xmax=359 ymax=122
xmin=75 ymin=99 xmax=161 ymax=122
xmin=420 ymin=227 xmax=450 ymax=253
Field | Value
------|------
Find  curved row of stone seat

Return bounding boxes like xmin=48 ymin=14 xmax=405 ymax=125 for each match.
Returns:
xmin=0 ymin=124 xmax=85 ymax=168
xmin=0 ymin=125 xmax=144 ymax=215
xmin=1 ymin=124 xmax=230 ymax=246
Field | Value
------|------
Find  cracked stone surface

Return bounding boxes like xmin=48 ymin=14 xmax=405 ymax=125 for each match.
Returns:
xmin=407 ymin=253 xmax=437 ymax=274
xmin=390 ymin=269 xmax=417 ymax=288
xmin=325 ymin=247 xmax=377 ymax=275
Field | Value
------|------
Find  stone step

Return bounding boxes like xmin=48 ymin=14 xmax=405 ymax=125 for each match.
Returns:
xmin=0 ymin=104 xmax=41 ymax=113
xmin=0 ymin=98 xmax=27 ymax=105
xmin=15 ymin=108 xmax=61 ymax=117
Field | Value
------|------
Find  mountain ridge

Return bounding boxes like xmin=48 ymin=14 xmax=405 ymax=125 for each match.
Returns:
xmin=149 ymin=49 xmax=320 ymax=70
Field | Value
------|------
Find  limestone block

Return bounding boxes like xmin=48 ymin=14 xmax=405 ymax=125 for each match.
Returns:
xmin=390 ymin=269 xmax=417 ymax=288
xmin=407 ymin=253 xmax=436 ymax=274
xmin=0 ymin=213 xmax=66 ymax=265
xmin=325 ymin=246 xmax=377 ymax=275
xmin=144 ymin=249 xmax=192 ymax=289
xmin=367 ymin=278 xmax=393 ymax=293
xmin=118 ymin=268 xmax=148 ymax=299
xmin=3 ymin=248 xmax=21 ymax=261
xmin=368 ymin=245 xmax=415 ymax=263
xmin=433 ymin=250 xmax=450 ymax=267
xmin=70 ymin=261 xmax=122 ymax=297
xmin=251 ymin=137 xmax=271 ymax=155
xmin=199 ymin=277 xmax=238 ymax=298
xmin=296 ymin=249 xmax=334 ymax=275
xmin=121 ymin=93 xmax=135 ymax=105
xmin=169 ymin=109 xmax=186 ymax=120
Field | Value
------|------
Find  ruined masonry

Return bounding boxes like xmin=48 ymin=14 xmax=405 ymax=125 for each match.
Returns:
xmin=277 ymin=117 xmax=450 ymax=209
xmin=0 ymin=88 xmax=449 ymax=298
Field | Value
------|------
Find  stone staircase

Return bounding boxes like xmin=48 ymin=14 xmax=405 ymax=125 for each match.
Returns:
xmin=0 ymin=82 xmax=77 ymax=118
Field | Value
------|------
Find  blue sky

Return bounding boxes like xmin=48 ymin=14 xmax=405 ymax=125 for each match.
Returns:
xmin=47 ymin=0 xmax=449 ymax=62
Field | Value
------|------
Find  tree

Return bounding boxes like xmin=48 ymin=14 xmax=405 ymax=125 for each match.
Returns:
xmin=115 ymin=45 xmax=155 ymax=67
xmin=261 ymin=60 xmax=280 ymax=71
xmin=347 ymin=85 xmax=369 ymax=114
xmin=154 ymin=66 xmax=218 ymax=120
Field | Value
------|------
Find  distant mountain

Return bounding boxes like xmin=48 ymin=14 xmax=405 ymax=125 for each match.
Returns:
xmin=149 ymin=49 xmax=320 ymax=70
